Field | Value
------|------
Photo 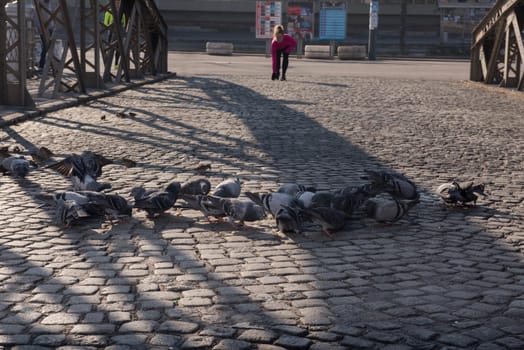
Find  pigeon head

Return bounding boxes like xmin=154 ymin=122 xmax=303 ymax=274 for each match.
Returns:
xmin=199 ymin=180 xmax=211 ymax=195
xmin=131 ymin=187 xmax=145 ymax=199
xmin=13 ymin=161 xmax=29 ymax=178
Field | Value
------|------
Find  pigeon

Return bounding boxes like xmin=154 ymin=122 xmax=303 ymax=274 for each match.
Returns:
xmin=295 ymin=191 xmax=315 ymax=208
xmin=1 ymin=156 xmax=30 ymax=178
xmin=181 ymin=177 xmax=211 ymax=196
xmin=48 ymin=151 xmax=113 ymax=178
xmin=47 ymin=151 xmax=114 ymax=191
xmin=329 ymin=183 xmax=384 ymax=214
xmin=72 ymin=177 xmax=112 ymax=192
xmin=296 ymin=206 xmax=348 ymax=237
xmin=100 ymin=194 xmax=133 ymax=219
xmin=362 ymin=170 xmax=418 ymax=200
xmin=437 ymin=181 xmax=487 ymax=206
xmin=0 ymin=145 xmax=21 ymax=153
xmin=192 ymin=162 xmax=211 ymax=175
xmin=54 ymin=198 xmax=94 ymax=227
xmin=47 ymin=151 xmax=135 ymax=188
xmin=276 ymin=205 xmax=303 ymax=234
xmin=179 ymin=194 xmax=227 ymax=222
xmin=29 ymin=146 xmax=55 ymax=165
xmin=212 ymin=177 xmax=241 ymax=198
xmin=206 ymin=195 xmax=266 ymax=227
xmin=131 ymin=182 xmax=181 ymax=217
xmin=363 ymin=197 xmax=419 ymax=223
xmin=277 ymin=183 xmax=316 ymax=197
xmin=245 ymin=192 xmax=310 ymax=233
xmin=310 ymin=191 xmax=337 ymax=209
xmin=54 ymin=191 xmax=132 ymax=220
xmin=244 ymin=191 xmax=297 ymax=218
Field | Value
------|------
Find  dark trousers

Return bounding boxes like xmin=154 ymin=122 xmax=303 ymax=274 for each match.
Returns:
xmin=38 ymin=30 xmax=54 ymax=69
xmin=107 ymin=32 xmax=120 ymax=66
xmin=276 ymin=50 xmax=289 ymax=76
xmin=38 ymin=34 xmax=47 ymax=68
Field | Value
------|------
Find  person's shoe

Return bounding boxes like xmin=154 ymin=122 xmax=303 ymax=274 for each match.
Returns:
xmin=280 ymin=75 xmax=286 ymax=81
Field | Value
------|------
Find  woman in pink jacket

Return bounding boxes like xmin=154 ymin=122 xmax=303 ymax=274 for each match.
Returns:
xmin=271 ymin=25 xmax=297 ymax=81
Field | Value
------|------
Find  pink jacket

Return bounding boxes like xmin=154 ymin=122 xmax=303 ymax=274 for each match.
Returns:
xmin=271 ymin=34 xmax=297 ymax=73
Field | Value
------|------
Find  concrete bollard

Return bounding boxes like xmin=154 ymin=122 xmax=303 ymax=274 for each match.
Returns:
xmin=304 ymin=45 xmax=332 ymax=59
xmin=337 ymin=45 xmax=367 ymax=60
xmin=206 ymin=42 xmax=234 ymax=56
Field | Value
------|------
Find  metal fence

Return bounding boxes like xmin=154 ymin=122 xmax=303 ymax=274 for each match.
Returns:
xmin=1 ymin=0 xmax=168 ymax=107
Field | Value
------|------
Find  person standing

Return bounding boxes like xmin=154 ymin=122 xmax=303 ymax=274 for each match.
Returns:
xmin=34 ymin=0 xmax=55 ymax=70
xmin=104 ymin=0 xmax=125 ymax=69
xmin=271 ymin=25 xmax=297 ymax=81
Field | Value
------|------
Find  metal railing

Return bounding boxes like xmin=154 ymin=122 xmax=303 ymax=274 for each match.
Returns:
xmin=470 ymin=0 xmax=524 ymax=91
xmin=1 ymin=0 xmax=168 ymax=107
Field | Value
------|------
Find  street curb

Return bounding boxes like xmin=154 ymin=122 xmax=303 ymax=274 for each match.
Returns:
xmin=0 ymin=72 xmax=177 ymax=128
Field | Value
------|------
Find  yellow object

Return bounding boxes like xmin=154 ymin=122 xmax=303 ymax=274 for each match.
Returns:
xmin=104 ymin=10 xmax=126 ymax=27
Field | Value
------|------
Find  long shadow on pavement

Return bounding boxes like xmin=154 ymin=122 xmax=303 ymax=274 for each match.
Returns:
xmin=0 ymin=74 xmax=523 ymax=349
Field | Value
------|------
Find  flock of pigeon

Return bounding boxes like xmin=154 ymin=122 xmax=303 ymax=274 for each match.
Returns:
xmin=0 ymin=145 xmax=488 ymax=236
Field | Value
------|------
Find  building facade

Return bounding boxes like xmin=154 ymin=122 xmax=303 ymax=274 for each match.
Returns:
xmin=154 ymin=0 xmax=496 ymax=56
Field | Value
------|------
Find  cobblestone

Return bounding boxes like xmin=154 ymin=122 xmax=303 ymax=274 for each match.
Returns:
xmin=0 ymin=53 xmax=523 ymax=349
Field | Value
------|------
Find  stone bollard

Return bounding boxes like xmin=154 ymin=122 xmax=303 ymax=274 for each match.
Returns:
xmin=206 ymin=42 xmax=234 ymax=56
xmin=304 ymin=45 xmax=332 ymax=59
xmin=337 ymin=45 xmax=367 ymax=60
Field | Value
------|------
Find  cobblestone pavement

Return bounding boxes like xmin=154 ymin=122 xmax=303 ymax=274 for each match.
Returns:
xmin=0 ymin=56 xmax=523 ymax=350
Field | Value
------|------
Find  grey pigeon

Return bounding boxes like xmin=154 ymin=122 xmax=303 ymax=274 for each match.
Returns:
xmin=181 ymin=177 xmax=211 ymax=196
xmin=100 ymin=194 xmax=133 ymax=219
xmin=206 ymin=195 xmax=265 ymax=227
xmin=310 ymin=191 xmax=336 ymax=209
xmin=277 ymin=183 xmax=316 ymax=196
xmin=54 ymin=191 xmax=132 ymax=220
xmin=244 ymin=191 xmax=297 ymax=218
xmin=54 ymin=198 xmax=100 ymax=227
xmin=364 ymin=197 xmax=419 ymax=223
xmin=276 ymin=205 xmax=303 ymax=234
xmin=295 ymin=191 xmax=315 ymax=208
xmin=131 ymin=182 xmax=181 ymax=217
xmin=362 ymin=170 xmax=418 ymax=200
xmin=72 ymin=176 xmax=112 ymax=192
xmin=47 ymin=151 xmax=114 ymax=191
xmin=29 ymin=146 xmax=55 ymax=165
xmin=48 ymin=151 xmax=112 ymax=178
xmin=437 ymin=181 xmax=487 ymax=206
xmin=212 ymin=177 xmax=241 ymax=198
xmin=245 ymin=191 xmax=303 ymax=233
xmin=329 ymin=183 xmax=384 ymax=215
xmin=297 ymin=206 xmax=348 ymax=237
xmin=1 ymin=156 xmax=30 ymax=178
xmin=179 ymin=194 xmax=226 ymax=221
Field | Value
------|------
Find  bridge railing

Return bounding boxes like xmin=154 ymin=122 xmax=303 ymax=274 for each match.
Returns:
xmin=1 ymin=0 xmax=169 ymax=107
xmin=470 ymin=0 xmax=524 ymax=91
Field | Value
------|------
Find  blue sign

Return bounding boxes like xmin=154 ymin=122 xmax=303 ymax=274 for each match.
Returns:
xmin=319 ymin=3 xmax=346 ymax=40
